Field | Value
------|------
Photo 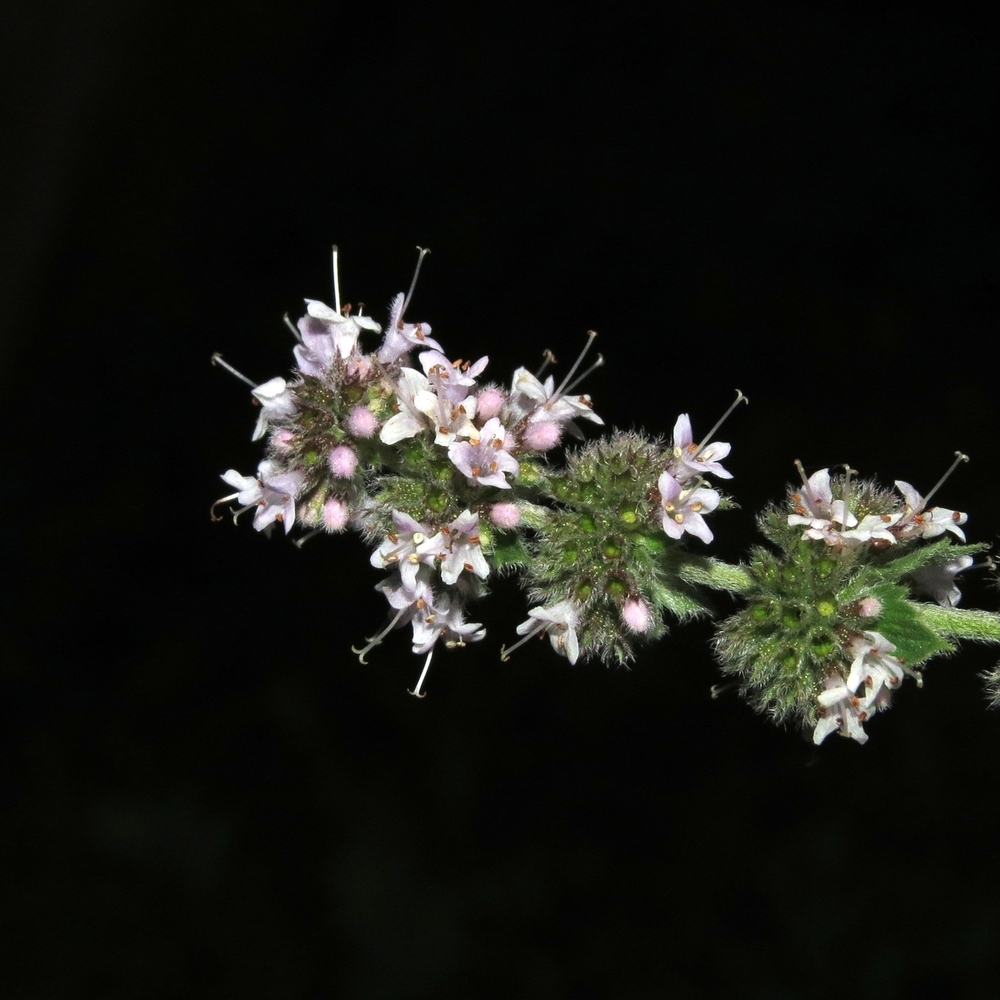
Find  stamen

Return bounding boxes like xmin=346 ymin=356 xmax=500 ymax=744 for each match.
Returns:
xmin=554 ymin=330 xmax=598 ymax=397
xmin=211 ymin=353 xmax=256 ymax=388
xmin=401 ymin=246 xmax=431 ymax=316
xmin=331 ymin=245 xmax=342 ymax=315
xmin=283 ymin=313 xmax=302 ymax=343
xmin=409 ymin=648 xmax=434 ymax=698
xmin=695 ymin=389 xmax=748 ymax=456
xmin=920 ymin=451 xmax=970 ymax=510
xmin=351 ymin=607 xmax=407 ymax=664
xmin=534 ymin=348 xmax=558 ymax=380
xmin=500 ymin=623 xmax=544 ymax=661
xmin=563 ymin=354 xmax=605 ymax=396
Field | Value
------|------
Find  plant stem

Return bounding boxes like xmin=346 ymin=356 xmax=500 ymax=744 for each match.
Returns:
xmin=913 ymin=604 xmax=1000 ymax=643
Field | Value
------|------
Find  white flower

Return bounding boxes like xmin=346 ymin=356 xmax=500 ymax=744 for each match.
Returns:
xmin=379 ymin=368 xmax=434 ymax=445
xmin=515 ymin=601 xmax=581 ymax=664
xmin=216 ymin=461 xmax=303 ymax=535
xmin=413 ymin=392 xmax=478 ymax=448
xmin=670 ymin=414 xmax=732 ymax=481
xmin=437 ymin=510 xmax=490 ymax=586
xmin=508 ymin=368 xmax=603 ymax=429
xmin=813 ymin=677 xmax=871 ymax=745
xmin=370 ymin=511 xmax=447 ymax=588
xmin=419 ymin=350 xmax=488 ymax=403
xmin=251 ymin=377 xmax=297 ymax=442
xmin=838 ymin=513 xmax=902 ymax=547
xmin=377 ymin=293 xmax=443 ymax=364
xmin=846 ymin=631 xmax=904 ymax=702
xmin=658 ymin=470 xmax=720 ymax=544
xmin=894 ymin=480 xmax=968 ymax=541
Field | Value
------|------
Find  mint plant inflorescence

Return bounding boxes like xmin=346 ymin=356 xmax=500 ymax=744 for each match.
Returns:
xmin=214 ymin=247 xmax=1000 ymax=741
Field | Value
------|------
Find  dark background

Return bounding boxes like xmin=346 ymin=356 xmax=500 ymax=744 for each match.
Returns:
xmin=3 ymin=4 xmax=999 ymax=997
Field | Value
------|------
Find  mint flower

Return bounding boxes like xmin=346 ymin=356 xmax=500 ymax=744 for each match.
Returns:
xmin=839 ymin=512 xmax=903 ymax=547
xmin=448 ymin=417 xmax=520 ymax=489
xmin=910 ymin=555 xmax=974 ymax=607
xmin=846 ymin=631 xmax=904 ymax=701
xmin=410 ymin=589 xmax=486 ymax=655
xmin=670 ymin=413 xmax=732 ymax=482
xmin=657 ymin=470 xmax=720 ymax=544
xmin=371 ymin=511 xmax=446 ymax=588
xmin=379 ymin=368 xmax=434 ymax=445
xmin=813 ymin=676 xmax=871 ymax=745
xmin=250 ymin=377 xmax=297 ymax=442
xmin=216 ymin=462 xmax=303 ymax=534
xmin=437 ymin=510 xmax=490 ymax=586
xmin=413 ymin=391 xmax=477 ymax=448
xmin=508 ymin=367 xmax=603 ymax=430
xmin=894 ymin=480 xmax=968 ymax=541
xmin=377 ymin=293 xmax=443 ymax=363
xmin=419 ymin=350 xmax=488 ymax=403
xmin=787 ymin=467 xmax=858 ymax=543
xmin=215 ymin=245 xmax=1000 ymax=735
xmin=302 ymin=299 xmax=381 ymax=359
xmin=512 ymin=601 xmax=581 ymax=664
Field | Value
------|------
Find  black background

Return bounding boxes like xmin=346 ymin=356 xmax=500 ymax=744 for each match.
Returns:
xmin=3 ymin=4 xmax=1000 ymax=997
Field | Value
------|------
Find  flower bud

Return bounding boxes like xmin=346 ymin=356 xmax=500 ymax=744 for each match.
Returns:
xmin=323 ymin=497 xmax=350 ymax=531
xmin=348 ymin=405 xmax=378 ymax=439
xmin=489 ymin=502 xmax=521 ymax=529
xmin=475 ymin=388 xmax=504 ymax=422
xmin=328 ymin=445 xmax=359 ymax=478
xmin=522 ymin=420 xmax=562 ymax=452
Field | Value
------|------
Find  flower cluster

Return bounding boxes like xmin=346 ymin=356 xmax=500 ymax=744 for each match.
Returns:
xmin=714 ymin=461 xmax=986 ymax=744
xmin=213 ymin=248 xmax=743 ymax=693
xmin=214 ymin=246 xmax=1000 ymax=742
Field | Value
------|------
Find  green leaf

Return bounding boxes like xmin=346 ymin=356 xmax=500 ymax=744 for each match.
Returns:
xmin=868 ymin=583 xmax=953 ymax=666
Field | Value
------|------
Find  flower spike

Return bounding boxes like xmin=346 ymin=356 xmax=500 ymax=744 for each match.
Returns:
xmin=213 ymin=244 xmax=1000 ymax=739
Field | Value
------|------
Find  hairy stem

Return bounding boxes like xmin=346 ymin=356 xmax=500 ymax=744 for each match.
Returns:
xmin=913 ymin=604 xmax=1000 ymax=644
xmin=677 ymin=557 xmax=754 ymax=595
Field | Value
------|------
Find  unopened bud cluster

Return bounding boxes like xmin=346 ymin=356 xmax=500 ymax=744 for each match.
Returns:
xmin=214 ymin=247 xmax=1000 ymax=740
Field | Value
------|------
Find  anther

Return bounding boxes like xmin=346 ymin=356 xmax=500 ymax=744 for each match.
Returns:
xmin=534 ymin=349 xmax=558 ymax=380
